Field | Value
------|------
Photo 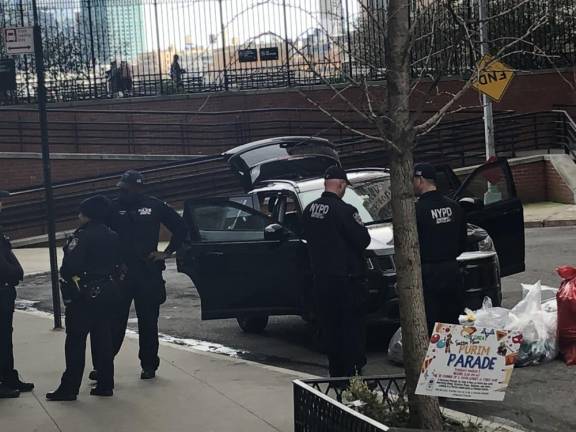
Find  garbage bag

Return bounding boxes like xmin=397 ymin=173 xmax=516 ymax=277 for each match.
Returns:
xmin=387 ymin=327 xmax=403 ymax=365
xmin=459 ymin=297 xmax=510 ymax=329
xmin=557 ymin=266 xmax=576 ymax=366
xmin=460 ymin=281 xmax=558 ymax=367
xmin=508 ymin=282 xmax=558 ymax=367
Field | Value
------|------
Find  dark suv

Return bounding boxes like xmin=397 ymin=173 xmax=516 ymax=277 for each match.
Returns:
xmin=177 ymin=137 xmax=525 ymax=333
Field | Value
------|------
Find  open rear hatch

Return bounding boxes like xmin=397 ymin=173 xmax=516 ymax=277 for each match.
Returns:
xmin=223 ymin=136 xmax=340 ymax=190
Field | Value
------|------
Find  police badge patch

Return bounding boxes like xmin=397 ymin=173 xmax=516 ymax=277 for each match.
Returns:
xmin=67 ymin=237 xmax=79 ymax=251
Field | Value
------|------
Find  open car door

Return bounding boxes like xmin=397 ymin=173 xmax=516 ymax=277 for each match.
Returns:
xmin=454 ymin=159 xmax=525 ymax=277
xmin=176 ymin=198 xmax=310 ymax=320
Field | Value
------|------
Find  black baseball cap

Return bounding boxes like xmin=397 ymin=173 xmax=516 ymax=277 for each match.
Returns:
xmin=324 ymin=165 xmax=351 ymax=185
xmin=79 ymin=195 xmax=111 ymax=222
xmin=0 ymin=190 xmax=10 ymax=198
xmin=117 ymin=170 xmax=145 ymax=188
xmin=414 ymin=163 xmax=437 ymax=181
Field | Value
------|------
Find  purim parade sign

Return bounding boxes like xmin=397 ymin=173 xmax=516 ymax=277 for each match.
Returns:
xmin=416 ymin=323 xmax=522 ymax=401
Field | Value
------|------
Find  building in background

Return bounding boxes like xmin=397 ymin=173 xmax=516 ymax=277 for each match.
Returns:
xmin=318 ymin=0 xmax=344 ymax=37
xmin=80 ymin=0 xmax=146 ymax=65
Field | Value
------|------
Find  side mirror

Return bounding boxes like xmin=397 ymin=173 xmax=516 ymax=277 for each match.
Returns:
xmin=264 ymin=223 xmax=288 ymax=241
xmin=459 ymin=197 xmax=484 ymax=212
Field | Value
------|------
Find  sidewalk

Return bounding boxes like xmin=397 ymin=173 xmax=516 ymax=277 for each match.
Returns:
xmin=0 ymin=311 xmax=307 ymax=432
xmin=523 ymin=202 xmax=576 ymax=228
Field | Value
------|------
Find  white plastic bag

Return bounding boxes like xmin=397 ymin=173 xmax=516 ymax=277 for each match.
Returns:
xmin=462 ymin=281 xmax=559 ymax=367
xmin=387 ymin=327 xmax=403 ymax=365
xmin=459 ymin=297 xmax=510 ymax=329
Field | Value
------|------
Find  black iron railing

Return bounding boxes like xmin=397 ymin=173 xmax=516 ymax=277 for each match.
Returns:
xmin=1 ymin=0 xmax=574 ymax=105
xmin=294 ymin=375 xmax=435 ymax=432
xmin=1 ymin=109 xmax=575 ymax=240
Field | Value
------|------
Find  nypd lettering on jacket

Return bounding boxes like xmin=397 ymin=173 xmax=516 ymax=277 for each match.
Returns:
xmin=309 ymin=203 xmax=330 ymax=219
xmin=430 ymin=206 xmax=453 ymax=224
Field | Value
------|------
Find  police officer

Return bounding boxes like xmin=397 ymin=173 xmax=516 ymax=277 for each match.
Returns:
xmin=0 ymin=190 xmax=34 ymax=399
xmin=96 ymin=170 xmax=187 ymax=381
xmin=413 ymin=163 xmax=467 ymax=334
xmin=303 ymin=166 xmax=371 ymax=377
xmin=46 ymin=195 xmax=121 ymax=401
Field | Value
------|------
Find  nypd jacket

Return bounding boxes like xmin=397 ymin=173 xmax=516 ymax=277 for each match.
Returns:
xmin=108 ymin=195 xmax=187 ymax=267
xmin=415 ymin=190 xmax=467 ymax=264
xmin=303 ymin=192 xmax=371 ymax=278
xmin=0 ymin=233 xmax=23 ymax=287
xmin=60 ymin=221 xmax=122 ymax=281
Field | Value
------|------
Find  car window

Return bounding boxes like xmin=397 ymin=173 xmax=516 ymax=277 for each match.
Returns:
xmin=187 ymin=202 xmax=271 ymax=242
xmin=458 ymin=163 xmax=512 ymax=205
xmin=299 ymin=176 xmax=392 ymax=225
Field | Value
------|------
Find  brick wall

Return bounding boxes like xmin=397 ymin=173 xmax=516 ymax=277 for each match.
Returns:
xmin=511 ymin=161 xmax=547 ymax=203
xmin=545 ymin=162 xmax=575 ymax=204
xmin=0 ymin=158 xmax=170 ymax=190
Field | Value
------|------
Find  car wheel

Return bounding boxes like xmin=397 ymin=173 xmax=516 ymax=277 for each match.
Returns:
xmin=237 ymin=315 xmax=269 ymax=333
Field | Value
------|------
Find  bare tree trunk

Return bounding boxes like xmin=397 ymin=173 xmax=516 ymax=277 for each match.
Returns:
xmin=386 ymin=0 xmax=444 ymax=429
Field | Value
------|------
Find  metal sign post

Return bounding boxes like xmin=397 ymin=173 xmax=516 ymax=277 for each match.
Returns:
xmin=478 ymin=0 xmax=495 ymax=160
xmin=31 ymin=0 xmax=62 ymax=329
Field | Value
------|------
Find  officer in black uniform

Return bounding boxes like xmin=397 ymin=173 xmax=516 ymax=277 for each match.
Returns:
xmin=98 ymin=170 xmax=187 ymax=380
xmin=303 ymin=166 xmax=371 ymax=377
xmin=413 ymin=163 xmax=467 ymax=334
xmin=46 ymin=195 xmax=122 ymax=401
xmin=0 ymin=190 xmax=34 ymax=399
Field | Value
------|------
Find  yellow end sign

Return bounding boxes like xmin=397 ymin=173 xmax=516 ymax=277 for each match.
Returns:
xmin=472 ymin=54 xmax=515 ymax=102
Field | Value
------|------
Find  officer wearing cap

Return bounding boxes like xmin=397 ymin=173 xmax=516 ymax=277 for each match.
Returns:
xmin=92 ymin=170 xmax=187 ymax=381
xmin=413 ymin=163 xmax=467 ymax=333
xmin=47 ymin=195 xmax=122 ymax=401
xmin=302 ymin=166 xmax=371 ymax=377
xmin=0 ymin=190 xmax=34 ymax=399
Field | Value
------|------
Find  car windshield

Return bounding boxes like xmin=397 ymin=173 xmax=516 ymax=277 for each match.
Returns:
xmin=299 ymin=176 xmax=392 ymax=225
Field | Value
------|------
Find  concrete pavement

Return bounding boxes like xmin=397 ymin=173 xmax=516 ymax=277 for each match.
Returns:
xmin=0 ymin=311 xmax=308 ymax=432
xmin=524 ymin=202 xmax=576 ymax=228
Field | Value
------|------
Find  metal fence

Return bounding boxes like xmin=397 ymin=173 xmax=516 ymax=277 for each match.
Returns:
xmin=1 ymin=0 xmax=575 ymax=105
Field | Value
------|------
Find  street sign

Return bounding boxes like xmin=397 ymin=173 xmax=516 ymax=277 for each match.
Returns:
xmin=239 ymin=48 xmax=258 ymax=63
xmin=260 ymin=47 xmax=279 ymax=61
xmin=0 ymin=59 xmax=16 ymax=91
xmin=2 ymin=27 xmax=35 ymax=55
xmin=472 ymin=54 xmax=515 ymax=102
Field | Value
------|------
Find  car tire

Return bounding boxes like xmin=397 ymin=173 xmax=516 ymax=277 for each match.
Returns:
xmin=237 ymin=316 xmax=269 ymax=333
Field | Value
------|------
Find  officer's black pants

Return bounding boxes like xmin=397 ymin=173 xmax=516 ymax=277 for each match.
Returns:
xmin=99 ymin=269 xmax=165 ymax=372
xmin=61 ymin=301 xmax=114 ymax=393
xmin=0 ymin=287 xmax=18 ymax=383
xmin=314 ymin=276 xmax=367 ymax=378
xmin=422 ymin=261 xmax=464 ymax=335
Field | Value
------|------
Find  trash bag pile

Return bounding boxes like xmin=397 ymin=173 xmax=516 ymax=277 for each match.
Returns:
xmin=386 ymin=281 xmax=562 ymax=367
xmin=459 ymin=281 xmax=558 ymax=367
xmin=557 ymin=266 xmax=576 ymax=366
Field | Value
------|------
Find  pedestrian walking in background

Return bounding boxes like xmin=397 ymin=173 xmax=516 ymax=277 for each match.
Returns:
xmin=170 ymin=55 xmax=185 ymax=91
xmin=119 ymin=61 xmax=133 ymax=97
xmin=413 ymin=163 xmax=467 ymax=334
xmin=46 ymin=196 xmax=122 ymax=401
xmin=106 ymin=60 xmax=120 ymax=98
xmin=0 ymin=190 xmax=34 ymax=399
xmin=302 ymin=166 xmax=371 ymax=377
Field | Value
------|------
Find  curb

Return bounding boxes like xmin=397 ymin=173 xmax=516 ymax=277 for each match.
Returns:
xmin=525 ymin=219 xmax=576 ymax=228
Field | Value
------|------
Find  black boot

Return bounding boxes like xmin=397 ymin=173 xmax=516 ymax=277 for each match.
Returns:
xmin=46 ymin=387 xmax=77 ymax=401
xmin=0 ymin=383 xmax=20 ymax=399
xmin=140 ymin=369 xmax=156 ymax=380
xmin=4 ymin=374 xmax=34 ymax=392
xmin=90 ymin=387 xmax=113 ymax=397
